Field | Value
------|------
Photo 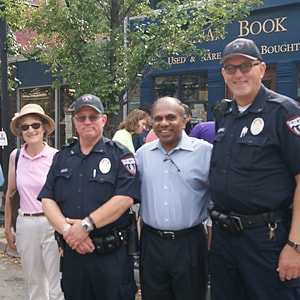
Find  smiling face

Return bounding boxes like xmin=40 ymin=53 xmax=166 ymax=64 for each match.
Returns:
xmin=152 ymin=97 xmax=186 ymax=152
xmin=222 ymin=56 xmax=266 ymax=106
xmin=18 ymin=115 xmax=45 ymax=144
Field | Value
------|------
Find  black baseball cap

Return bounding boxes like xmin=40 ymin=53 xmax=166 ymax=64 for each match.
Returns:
xmin=220 ymin=38 xmax=262 ymax=64
xmin=74 ymin=94 xmax=104 ymax=114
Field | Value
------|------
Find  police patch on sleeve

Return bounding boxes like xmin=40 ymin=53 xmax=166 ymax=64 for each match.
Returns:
xmin=120 ymin=156 xmax=137 ymax=176
xmin=286 ymin=115 xmax=300 ymax=136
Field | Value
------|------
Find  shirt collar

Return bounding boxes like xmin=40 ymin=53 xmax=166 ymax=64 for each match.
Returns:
xmin=149 ymin=130 xmax=194 ymax=154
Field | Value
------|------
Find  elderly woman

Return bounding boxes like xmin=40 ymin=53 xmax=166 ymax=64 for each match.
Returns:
xmin=4 ymin=104 xmax=64 ymax=300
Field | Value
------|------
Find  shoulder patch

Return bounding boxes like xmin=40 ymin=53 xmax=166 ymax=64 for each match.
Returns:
xmin=120 ymin=156 xmax=137 ymax=176
xmin=286 ymin=115 xmax=300 ymax=136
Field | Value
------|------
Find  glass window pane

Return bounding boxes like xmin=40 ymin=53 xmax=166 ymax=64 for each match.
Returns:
xmin=154 ymin=76 xmax=178 ymax=100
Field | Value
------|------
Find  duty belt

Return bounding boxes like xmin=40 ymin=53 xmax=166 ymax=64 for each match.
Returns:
xmin=55 ymin=229 xmax=128 ymax=256
xmin=143 ymin=223 xmax=203 ymax=240
xmin=209 ymin=205 xmax=291 ymax=235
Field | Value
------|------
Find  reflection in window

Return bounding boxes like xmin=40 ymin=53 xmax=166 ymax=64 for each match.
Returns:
xmin=154 ymin=76 xmax=178 ymax=99
xmin=181 ymin=73 xmax=208 ymax=123
xmin=181 ymin=73 xmax=208 ymax=102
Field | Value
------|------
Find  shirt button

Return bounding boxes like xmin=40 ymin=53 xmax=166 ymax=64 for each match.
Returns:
xmin=164 ymin=186 xmax=168 ymax=190
xmin=164 ymin=202 xmax=168 ymax=206
xmin=222 ymin=170 xmax=227 ymax=174
xmin=165 ymin=219 xmax=169 ymax=222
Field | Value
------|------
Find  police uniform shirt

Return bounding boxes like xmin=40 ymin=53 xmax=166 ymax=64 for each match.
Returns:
xmin=210 ymin=85 xmax=300 ymax=214
xmin=38 ymin=137 xmax=141 ymax=235
xmin=135 ymin=131 xmax=212 ymax=231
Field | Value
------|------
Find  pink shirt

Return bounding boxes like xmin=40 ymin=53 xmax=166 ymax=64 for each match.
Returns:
xmin=145 ymin=128 xmax=158 ymax=143
xmin=15 ymin=143 xmax=57 ymax=213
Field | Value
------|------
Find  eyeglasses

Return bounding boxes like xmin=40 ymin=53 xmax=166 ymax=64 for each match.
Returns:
xmin=223 ymin=62 xmax=261 ymax=74
xmin=75 ymin=115 xmax=101 ymax=122
xmin=19 ymin=122 xmax=42 ymax=131
xmin=163 ymin=154 xmax=181 ymax=172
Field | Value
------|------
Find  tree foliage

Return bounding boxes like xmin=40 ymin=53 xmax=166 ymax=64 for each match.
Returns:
xmin=0 ymin=0 xmax=29 ymax=92
xmin=23 ymin=0 xmax=261 ymax=133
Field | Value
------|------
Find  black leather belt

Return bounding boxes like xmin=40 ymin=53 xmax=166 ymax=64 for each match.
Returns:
xmin=209 ymin=205 xmax=291 ymax=235
xmin=231 ymin=209 xmax=291 ymax=229
xmin=144 ymin=223 xmax=203 ymax=240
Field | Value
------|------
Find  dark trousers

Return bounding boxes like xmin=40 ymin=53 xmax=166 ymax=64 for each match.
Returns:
xmin=140 ymin=225 xmax=208 ymax=300
xmin=61 ymin=245 xmax=137 ymax=300
xmin=210 ymin=222 xmax=300 ymax=300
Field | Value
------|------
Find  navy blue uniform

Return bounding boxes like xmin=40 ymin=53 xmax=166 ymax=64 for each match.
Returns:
xmin=39 ymin=137 xmax=141 ymax=300
xmin=209 ymin=85 xmax=300 ymax=300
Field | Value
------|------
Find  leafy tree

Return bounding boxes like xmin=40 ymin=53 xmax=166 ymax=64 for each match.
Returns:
xmin=25 ymin=0 xmax=261 ymax=135
xmin=0 ymin=0 xmax=29 ymax=92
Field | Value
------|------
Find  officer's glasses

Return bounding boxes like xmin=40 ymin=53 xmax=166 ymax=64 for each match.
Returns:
xmin=75 ymin=115 xmax=101 ymax=122
xmin=223 ymin=62 xmax=261 ymax=74
xmin=19 ymin=122 xmax=42 ymax=131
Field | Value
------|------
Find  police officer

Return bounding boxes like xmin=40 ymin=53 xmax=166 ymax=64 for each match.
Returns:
xmin=209 ymin=38 xmax=300 ymax=300
xmin=38 ymin=94 xmax=141 ymax=300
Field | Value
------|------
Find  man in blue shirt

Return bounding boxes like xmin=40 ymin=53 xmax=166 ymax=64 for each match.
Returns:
xmin=135 ymin=96 xmax=212 ymax=300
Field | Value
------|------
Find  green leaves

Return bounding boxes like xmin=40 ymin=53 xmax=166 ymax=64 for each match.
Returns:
xmin=18 ymin=0 xmax=262 ymax=118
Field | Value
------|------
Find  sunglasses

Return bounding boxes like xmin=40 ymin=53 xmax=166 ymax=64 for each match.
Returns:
xmin=75 ymin=115 xmax=101 ymax=122
xmin=19 ymin=122 xmax=42 ymax=131
xmin=223 ymin=62 xmax=261 ymax=75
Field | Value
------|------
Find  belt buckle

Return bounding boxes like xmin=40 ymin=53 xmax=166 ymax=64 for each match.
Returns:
xmin=159 ymin=231 xmax=175 ymax=240
xmin=231 ymin=215 xmax=243 ymax=230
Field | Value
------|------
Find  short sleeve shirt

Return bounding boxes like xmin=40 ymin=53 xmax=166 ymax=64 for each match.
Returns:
xmin=209 ymin=85 xmax=300 ymax=214
xmin=38 ymin=137 xmax=141 ymax=235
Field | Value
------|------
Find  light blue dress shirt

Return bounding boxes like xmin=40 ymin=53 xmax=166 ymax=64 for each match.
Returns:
xmin=135 ymin=131 xmax=212 ymax=231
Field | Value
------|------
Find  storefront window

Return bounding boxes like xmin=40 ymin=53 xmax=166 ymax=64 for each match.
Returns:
xmin=19 ymin=86 xmax=75 ymax=149
xmin=181 ymin=73 xmax=208 ymax=124
xmin=154 ymin=76 xmax=178 ymax=100
xmin=153 ymin=73 xmax=208 ymax=124
xmin=20 ymin=87 xmax=55 ymax=146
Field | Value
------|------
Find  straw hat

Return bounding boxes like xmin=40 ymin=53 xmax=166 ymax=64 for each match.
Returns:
xmin=10 ymin=104 xmax=55 ymax=137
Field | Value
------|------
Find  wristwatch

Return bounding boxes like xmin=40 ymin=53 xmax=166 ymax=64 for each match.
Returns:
xmin=287 ymin=240 xmax=300 ymax=253
xmin=82 ymin=218 xmax=92 ymax=233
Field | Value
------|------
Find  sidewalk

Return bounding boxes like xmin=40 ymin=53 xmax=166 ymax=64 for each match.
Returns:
xmin=0 ymin=226 xmax=19 ymax=257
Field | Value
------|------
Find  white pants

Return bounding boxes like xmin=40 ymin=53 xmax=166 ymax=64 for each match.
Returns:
xmin=16 ymin=214 xmax=64 ymax=300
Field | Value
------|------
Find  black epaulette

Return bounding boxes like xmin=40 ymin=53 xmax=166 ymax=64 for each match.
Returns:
xmin=61 ymin=136 xmax=78 ymax=149
xmin=212 ymin=99 xmax=232 ymax=118
xmin=212 ymin=99 xmax=232 ymax=132
xmin=104 ymin=138 xmax=132 ymax=153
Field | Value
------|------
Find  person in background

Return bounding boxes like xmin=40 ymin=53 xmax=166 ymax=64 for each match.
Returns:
xmin=136 ymin=96 xmax=212 ymax=300
xmin=189 ymin=120 xmax=215 ymax=250
xmin=182 ymin=103 xmax=192 ymax=135
xmin=4 ymin=104 xmax=64 ymax=300
xmin=38 ymin=94 xmax=141 ymax=300
xmin=189 ymin=121 xmax=215 ymax=145
xmin=113 ymin=109 xmax=148 ymax=153
xmin=133 ymin=102 xmax=153 ymax=151
xmin=209 ymin=38 xmax=300 ymax=300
